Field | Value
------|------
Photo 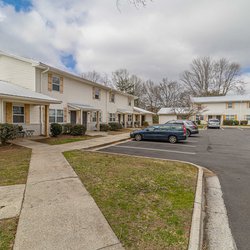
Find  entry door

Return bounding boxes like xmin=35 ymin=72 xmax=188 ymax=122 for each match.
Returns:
xmin=70 ymin=111 xmax=76 ymax=124
xmin=118 ymin=114 xmax=121 ymax=124
xmin=82 ymin=112 xmax=87 ymax=128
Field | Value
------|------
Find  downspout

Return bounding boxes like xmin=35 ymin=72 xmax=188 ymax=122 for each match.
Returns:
xmin=40 ymin=67 xmax=50 ymax=135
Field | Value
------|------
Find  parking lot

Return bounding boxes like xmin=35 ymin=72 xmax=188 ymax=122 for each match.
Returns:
xmin=99 ymin=127 xmax=250 ymax=250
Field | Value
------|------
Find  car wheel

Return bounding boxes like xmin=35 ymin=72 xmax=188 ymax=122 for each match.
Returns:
xmin=135 ymin=134 xmax=142 ymax=141
xmin=169 ymin=135 xmax=177 ymax=144
xmin=187 ymin=130 xmax=191 ymax=137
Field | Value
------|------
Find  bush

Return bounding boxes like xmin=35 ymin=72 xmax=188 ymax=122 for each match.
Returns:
xmin=50 ymin=123 xmax=62 ymax=137
xmin=197 ymin=120 xmax=201 ymax=125
xmin=233 ymin=120 xmax=239 ymax=125
xmin=153 ymin=115 xmax=159 ymax=124
xmin=108 ymin=122 xmax=122 ymax=131
xmin=62 ymin=123 xmax=73 ymax=134
xmin=142 ymin=121 xmax=149 ymax=127
xmin=240 ymin=120 xmax=248 ymax=126
xmin=71 ymin=124 xmax=86 ymax=136
xmin=0 ymin=123 xmax=18 ymax=145
xmin=223 ymin=120 xmax=233 ymax=126
xmin=100 ymin=123 xmax=111 ymax=132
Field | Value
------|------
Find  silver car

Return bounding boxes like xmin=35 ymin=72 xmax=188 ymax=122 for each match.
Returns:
xmin=166 ymin=120 xmax=199 ymax=137
xmin=207 ymin=119 xmax=220 ymax=129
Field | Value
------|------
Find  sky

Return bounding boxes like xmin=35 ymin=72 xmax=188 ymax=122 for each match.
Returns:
xmin=0 ymin=0 xmax=250 ymax=93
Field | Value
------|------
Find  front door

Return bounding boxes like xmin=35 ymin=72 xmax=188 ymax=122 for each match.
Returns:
xmin=82 ymin=111 xmax=87 ymax=128
xmin=70 ymin=111 xmax=76 ymax=124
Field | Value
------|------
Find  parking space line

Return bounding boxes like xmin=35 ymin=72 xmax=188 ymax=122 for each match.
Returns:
xmin=130 ymin=141 xmax=196 ymax=148
xmin=221 ymin=128 xmax=225 ymax=130
xmin=238 ymin=128 xmax=243 ymax=131
xmin=114 ymin=145 xmax=196 ymax=155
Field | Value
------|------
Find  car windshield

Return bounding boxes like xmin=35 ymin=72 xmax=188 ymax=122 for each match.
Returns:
xmin=209 ymin=119 xmax=219 ymax=122
xmin=186 ymin=121 xmax=195 ymax=125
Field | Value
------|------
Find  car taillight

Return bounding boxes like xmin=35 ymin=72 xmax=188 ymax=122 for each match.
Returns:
xmin=183 ymin=125 xmax=186 ymax=135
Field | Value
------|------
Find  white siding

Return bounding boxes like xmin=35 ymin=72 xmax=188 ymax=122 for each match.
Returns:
xmin=0 ymin=55 xmax=36 ymax=91
xmin=145 ymin=114 xmax=153 ymax=125
xmin=159 ymin=114 xmax=177 ymax=124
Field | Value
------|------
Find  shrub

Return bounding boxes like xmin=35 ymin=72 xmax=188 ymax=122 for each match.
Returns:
xmin=0 ymin=123 xmax=18 ymax=145
xmin=108 ymin=122 xmax=122 ymax=131
xmin=153 ymin=115 xmax=159 ymax=124
xmin=71 ymin=124 xmax=86 ymax=136
xmin=50 ymin=123 xmax=62 ymax=137
xmin=142 ymin=121 xmax=149 ymax=127
xmin=223 ymin=120 xmax=233 ymax=126
xmin=62 ymin=123 xmax=73 ymax=134
xmin=197 ymin=120 xmax=201 ymax=125
xmin=240 ymin=120 xmax=248 ymax=126
xmin=233 ymin=120 xmax=239 ymax=126
xmin=100 ymin=123 xmax=111 ymax=132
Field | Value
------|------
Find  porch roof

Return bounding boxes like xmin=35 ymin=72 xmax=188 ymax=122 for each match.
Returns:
xmin=68 ymin=103 xmax=101 ymax=111
xmin=0 ymin=80 xmax=60 ymax=104
xmin=134 ymin=107 xmax=155 ymax=115
xmin=117 ymin=108 xmax=134 ymax=114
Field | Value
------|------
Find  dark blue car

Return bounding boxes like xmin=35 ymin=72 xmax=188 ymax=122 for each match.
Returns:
xmin=130 ymin=124 xmax=187 ymax=143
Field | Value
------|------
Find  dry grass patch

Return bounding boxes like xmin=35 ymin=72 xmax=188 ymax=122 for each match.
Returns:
xmin=34 ymin=135 xmax=102 ymax=145
xmin=0 ymin=217 xmax=18 ymax=250
xmin=0 ymin=144 xmax=31 ymax=186
xmin=64 ymin=151 xmax=197 ymax=250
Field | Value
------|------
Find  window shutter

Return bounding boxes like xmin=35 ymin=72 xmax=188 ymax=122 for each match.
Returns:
xmin=223 ymin=115 xmax=226 ymax=121
xmin=226 ymin=103 xmax=228 ymax=109
xmin=63 ymin=107 xmax=67 ymax=123
xmin=48 ymin=73 xmax=52 ymax=91
xmin=232 ymin=102 xmax=235 ymax=109
xmin=235 ymin=115 xmax=237 ymax=120
xmin=25 ymin=104 xmax=30 ymax=124
xmin=6 ymin=102 xmax=12 ymax=123
xmin=60 ymin=77 xmax=64 ymax=94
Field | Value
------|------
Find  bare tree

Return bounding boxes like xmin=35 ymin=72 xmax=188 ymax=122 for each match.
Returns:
xmin=181 ymin=57 xmax=244 ymax=96
xmin=82 ymin=70 xmax=113 ymax=87
xmin=141 ymin=80 xmax=160 ymax=112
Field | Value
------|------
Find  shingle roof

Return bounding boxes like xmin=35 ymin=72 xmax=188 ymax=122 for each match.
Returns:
xmin=133 ymin=107 xmax=155 ymax=114
xmin=192 ymin=95 xmax=250 ymax=103
xmin=0 ymin=80 xmax=61 ymax=104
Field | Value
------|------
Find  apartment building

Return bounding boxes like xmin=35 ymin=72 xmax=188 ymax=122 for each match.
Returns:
xmin=0 ymin=51 xmax=153 ymax=135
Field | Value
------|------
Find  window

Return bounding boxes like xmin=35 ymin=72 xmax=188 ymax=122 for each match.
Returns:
xmin=13 ymin=106 xmax=24 ymax=123
xmin=128 ymin=114 xmax=132 ymax=122
xmin=109 ymin=113 xmax=116 ymax=122
xmin=246 ymin=115 xmax=250 ymax=121
xmin=225 ymin=115 xmax=235 ymax=120
xmin=52 ymin=76 xmax=60 ymax=92
xmin=99 ymin=112 xmax=102 ymax=122
xmin=93 ymin=88 xmax=100 ymax=99
xmin=49 ymin=109 xmax=63 ymax=123
xmin=196 ymin=115 xmax=204 ymax=121
xmin=92 ymin=112 xmax=97 ymax=122
xmin=227 ymin=102 xmax=233 ymax=109
xmin=248 ymin=102 xmax=250 ymax=108
xmin=110 ymin=93 xmax=115 ymax=103
xmin=128 ymin=98 xmax=132 ymax=106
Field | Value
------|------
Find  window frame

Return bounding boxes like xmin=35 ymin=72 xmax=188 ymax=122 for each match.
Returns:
xmin=52 ymin=76 xmax=60 ymax=92
xmin=109 ymin=113 xmax=116 ymax=122
xmin=13 ymin=105 xmax=25 ymax=124
xmin=225 ymin=115 xmax=235 ymax=120
xmin=227 ymin=102 xmax=233 ymax=109
xmin=49 ymin=109 xmax=64 ymax=123
xmin=110 ymin=93 xmax=115 ymax=103
xmin=93 ymin=88 xmax=101 ymax=100
xmin=128 ymin=98 xmax=132 ymax=106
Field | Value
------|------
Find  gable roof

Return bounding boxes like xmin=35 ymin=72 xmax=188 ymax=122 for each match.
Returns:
xmin=0 ymin=51 xmax=136 ymax=99
xmin=134 ymin=107 xmax=155 ymax=115
xmin=0 ymin=80 xmax=61 ymax=104
xmin=192 ymin=95 xmax=250 ymax=103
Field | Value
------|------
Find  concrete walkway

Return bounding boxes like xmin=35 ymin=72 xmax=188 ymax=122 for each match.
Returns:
xmin=13 ymin=134 xmax=129 ymax=250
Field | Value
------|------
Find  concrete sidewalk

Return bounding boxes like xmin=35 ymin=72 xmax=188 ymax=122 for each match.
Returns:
xmin=13 ymin=134 xmax=129 ymax=250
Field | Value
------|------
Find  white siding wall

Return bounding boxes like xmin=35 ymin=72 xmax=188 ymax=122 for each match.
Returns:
xmin=199 ymin=102 xmax=250 ymax=121
xmin=0 ymin=99 xmax=3 ymax=123
xmin=159 ymin=115 xmax=177 ymax=124
xmin=0 ymin=55 xmax=36 ymax=91
xmin=145 ymin=114 xmax=153 ymax=125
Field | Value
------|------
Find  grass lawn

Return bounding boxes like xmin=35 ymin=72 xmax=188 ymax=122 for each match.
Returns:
xmin=0 ymin=144 xmax=31 ymax=186
xmin=0 ymin=218 xmax=18 ymax=250
xmin=64 ymin=151 xmax=197 ymax=249
xmin=34 ymin=135 xmax=102 ymax=145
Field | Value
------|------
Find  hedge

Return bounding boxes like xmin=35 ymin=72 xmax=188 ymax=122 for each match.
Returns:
xmin=0 ymin=123 xmax=18 ymax=145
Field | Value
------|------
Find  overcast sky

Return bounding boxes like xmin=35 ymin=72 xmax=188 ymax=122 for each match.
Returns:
xmin=0 ymin=0 xmax=250 ymax=92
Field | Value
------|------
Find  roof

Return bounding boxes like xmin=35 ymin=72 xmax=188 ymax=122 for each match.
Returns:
xmin=0 ymin=51 xmax=136 ymax=99
xmin=133 ymin=107 xmax=155 ymax=115
xmin=0 ymin=80 xmax=61 ymax=104
xmin=157 ymin=107 xmax=190 ymax=115
xmin=117 ymin=108 xmax=134 ymax=114
xmin=192 ymin=95 xmax=250 ymax=103
xmin=68 ymin=103 xmax=101 ymax=111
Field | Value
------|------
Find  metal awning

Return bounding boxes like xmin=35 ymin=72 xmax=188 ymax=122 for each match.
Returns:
xmin=117 ymin=108 xmax=134 ymax=114
xmin=68 ymin=103 xmax=101 ymax=111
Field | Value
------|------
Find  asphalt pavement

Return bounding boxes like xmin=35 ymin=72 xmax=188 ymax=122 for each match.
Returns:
xmin=99 ymin=128 xmax=250 ymax=250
